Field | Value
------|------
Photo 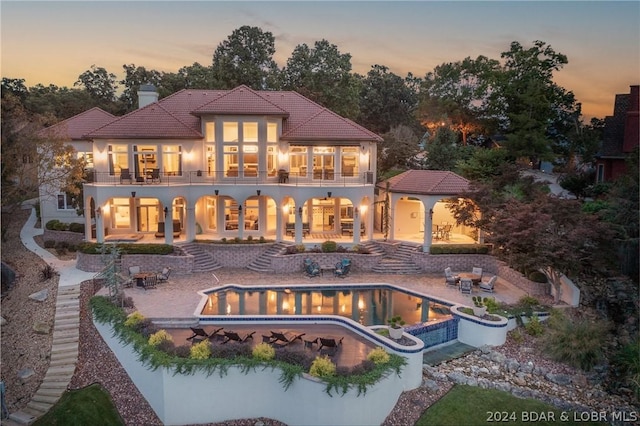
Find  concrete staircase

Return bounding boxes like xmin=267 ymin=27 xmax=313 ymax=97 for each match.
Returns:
xmin=358 ymin=240 xmax=386 ymax=256
xmin=7 ymin=284 xmax=81 ymax=425
xmin=246 ymin=242 xmax=291 ymax=273
xmin=178 ymin=243 xmax=222 ymax=272
xmin=371 ymin=242 xmax=422 ymax=274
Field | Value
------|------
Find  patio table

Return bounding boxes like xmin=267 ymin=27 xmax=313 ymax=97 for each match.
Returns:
xmin=458 ymin=272 xmax=482 ymax=285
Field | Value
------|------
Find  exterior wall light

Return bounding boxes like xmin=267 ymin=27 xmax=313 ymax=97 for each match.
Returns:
xmin=298 ymin=207 xmax=303 ymax=218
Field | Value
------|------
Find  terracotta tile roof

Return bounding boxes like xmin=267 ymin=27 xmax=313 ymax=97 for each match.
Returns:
xmin=37 ymin=107 xmax=114 ymax=140
xmin=377 ymin=170 xmax=470 ymax=195
xmin=78 ymin=86 xmax=380 ymax=142
xmin=192 ymin=85 xmax=289 ymax=116
xmin=282 ymin=108 xmax=383 ymax=142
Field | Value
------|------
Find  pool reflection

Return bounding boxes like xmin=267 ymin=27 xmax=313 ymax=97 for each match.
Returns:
xmin=201 ymin=286 xmax=451 ymax=326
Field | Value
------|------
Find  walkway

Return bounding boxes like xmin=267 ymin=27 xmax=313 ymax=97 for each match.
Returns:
xmin=6 ymin=208 xmax=94 ymax=425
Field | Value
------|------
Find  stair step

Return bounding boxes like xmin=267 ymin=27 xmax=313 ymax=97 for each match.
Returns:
xmin=49 ymin=358 xmax=77 ymax=367
xmin=44 ymin=365 xmax=76 ymax=376
xmin=36 ymin=387 xmax=66 ymax=398
xmin=39 ymin=380 xmax=71 ymax=390
xmin=26 ymin=401 xmax=52 ymax=414
xmin=9 ymin=410 xmax=39 ymax=425
xmin=32 ymin=393 xmax=60 ymax=405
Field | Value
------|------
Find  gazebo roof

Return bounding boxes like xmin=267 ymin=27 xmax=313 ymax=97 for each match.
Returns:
xmin=377 ymin=170 xmax=470 ymax=196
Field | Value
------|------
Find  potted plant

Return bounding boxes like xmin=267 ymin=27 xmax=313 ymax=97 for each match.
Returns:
xmin=387 ymin=315 xmax=406 ymax=339
xmin=472 ymin=296 xmax=487 ymax=317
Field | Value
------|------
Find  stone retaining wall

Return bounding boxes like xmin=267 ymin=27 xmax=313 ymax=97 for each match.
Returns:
xmin=42 ymin=229 xmax=84 ymax=245
xmin=270 ymin=252 xmax=383 ymax=274
xmin=198 ymin=244 xmax=268 ymax=267
xmin=77 ymin=252 xmax=193 ymax=274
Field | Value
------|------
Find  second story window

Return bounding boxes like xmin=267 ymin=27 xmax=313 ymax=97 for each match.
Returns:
xmin=341 ymin=147 xmax=359 ymax=177
xmin=205 ymin=122 xmax=215 ymax=142
xmin=163 ymin=146 xmax=182 ymax=176
xmin=289 ymin=147 xmax=307 ymax=178
xmin=108 ymin=145 xmax=128 ymax=175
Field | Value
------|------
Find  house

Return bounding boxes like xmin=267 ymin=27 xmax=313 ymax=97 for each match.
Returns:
xmin=38 ymin=85 xmax=381 ymax=245
xmin=595 ymin=85 xmax=639 ymax=183
xmin=374 ymin=170 xmax=475 ymax=253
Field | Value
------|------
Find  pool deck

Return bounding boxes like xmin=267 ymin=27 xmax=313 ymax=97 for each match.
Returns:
xmin=119 ymin=269 xmax=527 ymax=320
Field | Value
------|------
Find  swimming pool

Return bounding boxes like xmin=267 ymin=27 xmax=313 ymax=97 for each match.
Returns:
xmin=198 ymin=283 xmax=453 ymax=327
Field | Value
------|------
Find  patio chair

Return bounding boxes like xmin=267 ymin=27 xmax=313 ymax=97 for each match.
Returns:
xmin=150 ymin=168 xmax=161 ymax=183
xmin=270 ymin=331 xmax=306 ymax=345
xmin=128 ymin=266 xmax=141 ymax=276
xmin=304 ymin=260 xmax=320 ymax=278
xmin=479 ymin=275 xmax=497 ymax=293
xmin=303 ymin=337 xmax=318 ymax=349
xmin=460 ymin=278 xmax=473 ymax=294
xmin=120 ymin=168 xmax=132 ymax=184
xmin=156 ymin=267 xmax=171 ymax=283
xmin=263 ymin=334 xmax=287 ymax=349
xmin=142 ymin=274 xmax=157 ymax=290
xmin=222 ymin=331 xmax=255 ymax=344
xmin=186 ymin=327 xmax=209 ymax=344
xmin=472 ymin=267 xmax=483 ymax=279
xmin=318 ymin=337 xmax=344 ymax=357
xmin=444 ymin=267 xmax=459 ymax=287
xmin=334 ymin=261 xmax=351 ymax=278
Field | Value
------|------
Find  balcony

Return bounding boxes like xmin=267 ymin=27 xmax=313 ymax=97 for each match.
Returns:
xmin=86 ymin=170 xmax=375 ymax=187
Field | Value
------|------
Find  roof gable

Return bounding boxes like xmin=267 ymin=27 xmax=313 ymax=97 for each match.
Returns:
xmin=192 ymin=85 xmax=289 ymax=116
xmin=378 ymin=170 xmax=470 ymax=195
xmin=37 ymin=107 xmax=115 ymax=140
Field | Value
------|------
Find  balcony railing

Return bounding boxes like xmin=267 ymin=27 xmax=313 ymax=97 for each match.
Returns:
xmin=86 ymin=170 xmax=375 ymax=187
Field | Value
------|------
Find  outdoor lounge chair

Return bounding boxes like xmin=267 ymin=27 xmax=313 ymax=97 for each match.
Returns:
xmin=128 ymin=266 xmax=141 ymax=276
xmin=479 ymin=275 xmax=497 ymax=293
xmin=303 ymin=337 xmax=318 ymax=349
xmin=156 ymin=267 xmax=171 ymax=283
xmin=206 ymin=327 xmax=225 ymax=341
xmin=444 ymin=267 xmax=459 ymax=287
xmin=263 ymin=334 xmax=287 ymax=349
xmin=318 ymin=337 xmax=344 ymax=356
xmin=270 ymin=331 xmax=306 ymax=345
xmin=142 ymin=274 xmax=157 ymax=290
xmin=186 ymin=327 xmax=209 ymax=343
xmin=222 ymin=331 xmax=255 ymax=344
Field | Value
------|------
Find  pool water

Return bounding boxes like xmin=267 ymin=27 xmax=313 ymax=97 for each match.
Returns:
xmin=200 ymin=284 xmax=452 ymax=327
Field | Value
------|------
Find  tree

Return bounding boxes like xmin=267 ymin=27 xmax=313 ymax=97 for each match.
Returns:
xmin=75 ymin=65 xmax=118 ymax=103
xmin=211 ymin=26 xmax=279 ymax=90
xmin=358 ymin=65 xmax=419 ymax=134
xmin=421 ymin=127 xmax=462 ymax=171
xmin=1 ymin=92 xmax=85 ymax=225
xmin=418 ymin=56 xmax=500 ymax=145
xmin=119 ymin=64 xmax=162 ymax=112
xmin=492 ymin=40 xmax=573 ymax=164
xmin=486 ymin=195 xmax=614 ymax=303
xmin=377 ymin=125 xmax=420 ymax=173
xmin=281 ymin=39 xmax=360 ymax=119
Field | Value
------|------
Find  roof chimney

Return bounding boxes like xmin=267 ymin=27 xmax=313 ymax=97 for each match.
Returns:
xmin=137 ymin=83 xmax=158 ymax=108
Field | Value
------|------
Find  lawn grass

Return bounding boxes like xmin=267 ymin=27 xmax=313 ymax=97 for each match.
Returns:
xmin=32 ymin=384 xmax=123 ymax=426
xmin=417 ymin=384 xmax=607 ymax=426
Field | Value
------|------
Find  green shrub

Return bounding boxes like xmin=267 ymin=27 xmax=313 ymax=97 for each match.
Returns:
xmin=525 ymin=315 xmax=544 ymax=336
xmin=76 ymin=242 xmax=173 ymax=255
xmin=321 ymin=240 xmax=337 ymax=253
xmin=45 ymin=220 xmax=60 ymax=230
xmin=40 ymin=264 xmax=56 ymax=281
xmin=428 ymin=244 xmax=491 ymax=255
xmin=68 ymin=222 xmax=85 ymax=233
xmin=366 ymin=347 xmax=390 ymax=365
xmin=44 ymin=240 xmax=56 ymax=249
xmin=53 ymin=221 xmax=69 ymax=231
xmin=609 ymin=339 xmax=640 ymax=400
xmin=148 ymin=329 xmax=173 ymax=346
xmin=124 ymin=311 xmax=146 ymax=327
xmin=528 ymin=271 xmax=548 ymax=283
xmin=309 ymin=355 xmax=336 ymax=378
xmin=543 ymin=315 xmax=609 ymax=371
xmin=296 ymin=244 xmax=306 ymax=253
xmin=189 ymin=340 xmax=211 ymax=360
xmin=252 ymin=342 xmax=276 ymax=361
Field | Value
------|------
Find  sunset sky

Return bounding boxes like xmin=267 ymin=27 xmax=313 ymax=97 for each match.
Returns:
xmin=2 ymin=1 xmax=639 ymax=120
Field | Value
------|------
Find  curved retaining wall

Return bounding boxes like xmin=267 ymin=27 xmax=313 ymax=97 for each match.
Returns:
xmin=94 ymin=319 xmax=419 ymax=426
xmin=451 ymin=305 xmax=508 ymax=347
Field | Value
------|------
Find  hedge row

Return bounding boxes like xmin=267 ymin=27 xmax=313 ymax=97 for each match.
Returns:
xmin=77 ymin=242 xmax=174 ymax=255
xmin=429 ymin=244 xmax=491 ymax=255
xmin=45 ymin=220 xmax=84 ymax=233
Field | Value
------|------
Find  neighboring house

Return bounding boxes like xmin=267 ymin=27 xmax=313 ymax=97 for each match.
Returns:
xmin=37 ymin=107 xmax=116 ymax=226
xmin=374 ymin=170 xmax=473 ymax=253
xmin=595 ymin=84 xmax=639 ymax=183
xmin=39 ymin=85 xmax=382 ymax=245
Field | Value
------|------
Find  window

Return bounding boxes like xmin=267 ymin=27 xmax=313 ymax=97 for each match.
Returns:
xmin=289 ymin=146 xmax=307 ymax=177
xmin=57 ymin=193 xmax=75 ymax=210
xmin=224 ymin=146 xmax=239 ymax=177
xmin=206 ymin=145 xmax=215 ymax=175
xmin=243 ymin=122 xmax=258 ymax=142
xmin=108 ymin=145 xmax=128 ymax=175
xmin=162 ymin=145 xmax=182 ymax=176
xmin=133 ymin=145 xmax=157 ymax=179
xmin=206 ymin=197 xmax=217 ymax=230
xmin=267 ymin=122 xmax=277 ymax=142
xmin=223 ymin=122 xmax=238 ymax=142
xmin=205 ymin=122 xmax=215 ymax=142
xmin=266 ymin=146 xmax=277 ymax=176
xmin=341 ymin=147 xmax=358 ymax=177
xmin=77 ymin=152 xmax=94 ymax=169
xmin=111 ymin=198 xmax=131 ymax=229
xmin=312 ymin=147 xmax=335 ymax=180
xmin=22 ymin=154 xmax=34 ymax=164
